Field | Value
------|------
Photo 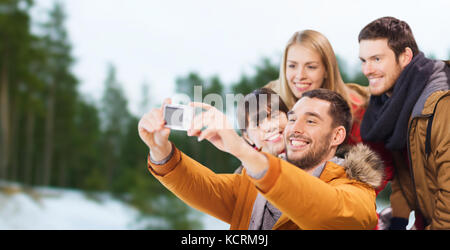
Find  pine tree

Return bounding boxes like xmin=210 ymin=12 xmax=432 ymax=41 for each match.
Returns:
xmin=38 ymin=1 xmax=78 ymax=186
xmin=100 ymin=63 xmax=132 ymax=189
xmin=0 ymin=0 xmax=34 ymax=179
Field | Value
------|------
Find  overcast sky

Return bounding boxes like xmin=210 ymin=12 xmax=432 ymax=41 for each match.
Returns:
xmin=32 ymin=0 xmax=450 ymax=115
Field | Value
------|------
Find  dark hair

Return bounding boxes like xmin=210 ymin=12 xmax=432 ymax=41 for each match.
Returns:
xmin=301 ymin=88 xmax=352 ymax=141
xmin=358 ymin=16 xmax=419 ymax=60
xmin=237 ymin=88 xmax=289 ymax=134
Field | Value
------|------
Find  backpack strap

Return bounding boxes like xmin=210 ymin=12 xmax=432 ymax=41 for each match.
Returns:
xmin=425 ymin=113 xmax=434 ymax=157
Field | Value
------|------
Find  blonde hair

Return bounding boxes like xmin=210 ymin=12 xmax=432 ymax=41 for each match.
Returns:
xmin=276 ymin=30 xmax=351 ymax=109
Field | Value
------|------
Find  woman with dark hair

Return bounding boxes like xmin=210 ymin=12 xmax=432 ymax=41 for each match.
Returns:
xmin=232 ymin=88 xmax=289 ymax=174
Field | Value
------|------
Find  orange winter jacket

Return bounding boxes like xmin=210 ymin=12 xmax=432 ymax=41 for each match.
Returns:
xmin=148 ymin=144 xmax=384 ymax=229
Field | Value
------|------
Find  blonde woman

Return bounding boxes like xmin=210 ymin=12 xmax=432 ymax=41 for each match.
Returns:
xmin=266 ymin=30 xmax=369 ymax=145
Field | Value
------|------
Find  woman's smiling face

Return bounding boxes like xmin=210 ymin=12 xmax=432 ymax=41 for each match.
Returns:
xmin=285 ymin=43 xmax=327 ymax=99
xmin=245 ymin=110 xmax=288 ymax=156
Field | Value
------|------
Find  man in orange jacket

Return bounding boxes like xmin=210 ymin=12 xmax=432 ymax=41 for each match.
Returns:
xmin=138 ymin=89 xmax=384 ymax=229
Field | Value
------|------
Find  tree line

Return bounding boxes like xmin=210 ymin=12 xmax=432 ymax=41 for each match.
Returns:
xmin=0 ymin=0 xmax=199 ymax=229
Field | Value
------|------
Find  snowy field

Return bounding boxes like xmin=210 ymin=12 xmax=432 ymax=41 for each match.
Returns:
xmin=0 ymin=182 xmax=228 ymax=230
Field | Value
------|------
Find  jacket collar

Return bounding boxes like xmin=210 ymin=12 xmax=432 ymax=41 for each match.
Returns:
xmin=412 ymin=60 xmax=450 ymax=117
xmin=323 ymin=144 xmax=385 ymax=189
xmin=272 ymin=144 xmax=384 ymax=230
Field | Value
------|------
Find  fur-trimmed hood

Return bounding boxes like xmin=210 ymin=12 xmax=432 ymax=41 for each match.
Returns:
xmin=339 ymin=143 xmax=385 ymax=189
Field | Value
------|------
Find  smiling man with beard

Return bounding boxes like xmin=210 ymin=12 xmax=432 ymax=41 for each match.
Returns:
xmin=140 ymin=88 xmax=385 ymax=229
xmin=284 ymin=90 xmax=353 ymax=174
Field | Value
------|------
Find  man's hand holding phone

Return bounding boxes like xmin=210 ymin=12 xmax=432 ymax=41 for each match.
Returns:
xmin=186 ymin=102 xmax=268 ymax=176
xmin=138 ymin=99 xmax=267 ymax=176
xmin=187 ymin=102 xmax=248 ymax=158
xmin=138 ymin=98 xmax=173 ymax=162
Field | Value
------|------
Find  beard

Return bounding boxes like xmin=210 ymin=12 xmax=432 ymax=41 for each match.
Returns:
xmin=285 ymin=132 xmax=332 ymax=171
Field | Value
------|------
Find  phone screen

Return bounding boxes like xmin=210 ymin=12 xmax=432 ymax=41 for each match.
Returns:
xmin=164 ymin=106 xmax=184 ymax=127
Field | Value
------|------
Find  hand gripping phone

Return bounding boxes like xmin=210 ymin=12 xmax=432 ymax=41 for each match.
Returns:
xmin=163 ymin=104 xmax=193 ymax=131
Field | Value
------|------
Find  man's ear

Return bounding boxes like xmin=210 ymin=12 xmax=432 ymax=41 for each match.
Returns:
xmin=331 ymin=126 xmax=346 ymax=148
xmin=399 ymin=47 xmax=413 ymax=69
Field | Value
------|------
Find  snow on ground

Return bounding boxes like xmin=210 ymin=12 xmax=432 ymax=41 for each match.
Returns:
xmin=0 ymin=182 xmax=228 ymax=230
xmin=0 ymin=185 xmax=141 ymax=229
xmin=202 ymin=214 xmax=228 ymax=230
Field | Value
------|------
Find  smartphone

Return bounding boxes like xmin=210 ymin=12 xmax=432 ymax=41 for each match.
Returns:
xmin=163 ymin=104 xmax=193 ymax=131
